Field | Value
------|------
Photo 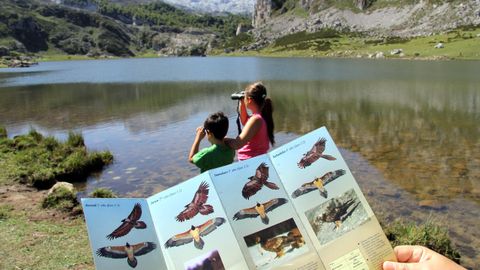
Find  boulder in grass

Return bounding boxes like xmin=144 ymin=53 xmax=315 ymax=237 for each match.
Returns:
xmin=434 ymin=42 xmax=444 ymax=49
xmin=47 ymin=181 xmax=74 ymax=196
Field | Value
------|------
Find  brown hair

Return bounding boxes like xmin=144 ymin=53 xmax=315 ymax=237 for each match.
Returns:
xmin=204 ymin=112 xmax=229 ymax=140
xmin=245 ymin=82 xmax=275 ymax=145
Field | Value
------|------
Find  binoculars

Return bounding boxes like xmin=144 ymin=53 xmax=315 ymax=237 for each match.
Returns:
xmin=231 ymin=91 xmax=245 ymax=100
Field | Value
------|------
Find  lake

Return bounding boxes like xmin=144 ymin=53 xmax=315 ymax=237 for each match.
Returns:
xmin=0 ymin=57 xmax=478 ymax=268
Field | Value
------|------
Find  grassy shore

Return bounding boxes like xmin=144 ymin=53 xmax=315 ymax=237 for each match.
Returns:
xmin=0 ymin=128 xmax=114 ymax=269
xmin=1 ymin=27 xmax=478 ymax=68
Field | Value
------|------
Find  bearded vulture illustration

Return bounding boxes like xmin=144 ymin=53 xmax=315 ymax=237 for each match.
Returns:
xmin=242 ymin=162 xmax=279 ymax=199
xmin=107 ymin=203 xmax=147 ymax=240
xmin=292 ymin=169 xmax=346 ymax=199
xmin=165 ymin=217 xmax=226 ymax=250
xmin=96 ymin=241 xmax=156 ymax=268
xmin=297 ymin=137 xmax=336 ymax=169
xmin=176 ymin=181 xmax=214 ymax=222
xmin=233 ymin=198 xmax=288 ymax=225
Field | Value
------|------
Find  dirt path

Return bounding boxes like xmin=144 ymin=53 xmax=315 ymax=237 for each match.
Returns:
xmin=0 ymin=184 xmax=71 ymax=221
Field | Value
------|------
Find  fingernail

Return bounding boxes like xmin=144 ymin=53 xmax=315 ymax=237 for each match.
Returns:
xmin=383 ymin=261 xmax=395 ymax=270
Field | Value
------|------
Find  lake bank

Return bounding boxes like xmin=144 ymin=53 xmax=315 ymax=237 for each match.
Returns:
xmin=1 ymin=26 xmax=479 ymax=69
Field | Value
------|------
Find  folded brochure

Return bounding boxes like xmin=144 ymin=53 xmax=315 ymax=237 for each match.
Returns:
xmin=82 ymin=126 xmax=396 ymax=270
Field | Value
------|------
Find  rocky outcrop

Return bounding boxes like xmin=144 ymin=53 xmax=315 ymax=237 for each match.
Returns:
xmin=251 ymin=0 xmax=480 ymax=49
xmin=154 ymin=28 xmax=217 ymax=56
xmin=253 ymin=0 xmax=272 ymax=28
xmin=10 ymin=16 xmax=49 ymax=52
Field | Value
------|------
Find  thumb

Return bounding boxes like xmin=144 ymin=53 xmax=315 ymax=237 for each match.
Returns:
xmin=383 ymin=261 xmax=422 ymax=270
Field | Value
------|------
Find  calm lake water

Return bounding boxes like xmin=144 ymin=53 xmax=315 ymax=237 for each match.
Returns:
xmin=0 ymin=57 xmax=479 ymax=268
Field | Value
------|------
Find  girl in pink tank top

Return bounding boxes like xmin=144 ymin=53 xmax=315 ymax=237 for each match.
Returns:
xmin=225 ymin=82 xmax=275 ymax=161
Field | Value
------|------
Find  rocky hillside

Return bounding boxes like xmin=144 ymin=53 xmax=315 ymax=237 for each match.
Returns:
xmin=0 ymin=0 xmax=250 ymax=62
xmin=162 ymin=0 xmax=255 ymax=15
xmin=251 ymin=0 xmax=480 ymax=47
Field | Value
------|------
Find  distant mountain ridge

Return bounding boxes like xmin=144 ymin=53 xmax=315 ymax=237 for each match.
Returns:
xmin=162 ymin=0 xmax=255 ymax=14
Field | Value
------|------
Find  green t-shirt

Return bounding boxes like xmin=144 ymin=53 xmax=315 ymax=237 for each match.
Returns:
xmin=192 ymin=144 xmax=235 ymax=173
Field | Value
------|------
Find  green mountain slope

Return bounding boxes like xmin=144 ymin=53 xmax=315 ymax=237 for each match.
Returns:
xmin=0 ymin=0 xmax=250 ymax=62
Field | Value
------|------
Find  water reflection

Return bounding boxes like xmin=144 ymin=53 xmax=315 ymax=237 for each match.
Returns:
xmin=270 ymin=80 xmax=480 ymax=204
xmin=1 ymin=80 xmax=478 ymax=204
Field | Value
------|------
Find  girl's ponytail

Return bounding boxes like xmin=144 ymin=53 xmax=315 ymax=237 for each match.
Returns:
xmin=262 ymin=98 xmax=275 ymax=146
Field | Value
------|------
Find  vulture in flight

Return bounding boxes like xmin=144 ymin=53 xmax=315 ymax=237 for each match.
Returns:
xmin=176 ymin=181 xmax=214 ymax=222
xmin=297 ymin=137 xmax=336 ymax=169
xmin=242 ymin=162 xmax=279 ymax=199
xmin=107 ymin=203 xmax=147 ymax=240
xmin=96 ymin=241 xmax=156 ymax=268
xmin=291 ymin=169 xmax=346 ymax=199
xmin=165 ymin=217 xmax=226 ymax=250
xmin=233 ymin=198 xmax=288 ymax=225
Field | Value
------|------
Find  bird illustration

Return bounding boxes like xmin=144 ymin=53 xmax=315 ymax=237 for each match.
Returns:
xmin=176 ymin=181 xmax=214 ymax=222
xmin=242 ymin=162 xmax=279 ymax=199
xmin=165 ymin=217 xmax=226 ymax=250
xmin=233 ymin=198 xmax=288 ymax=225
xmin=107 ymin=203 xmax=147 ymax=240
xmin=291 ymin=169 xmax=346 ymax=199
xmin=297 ymin=137 xmax=336 ymax=169
xmin=96 ymin=241 xmax=156 ymax=268
xmin=317 ymin=198 xmax=360 ymax=230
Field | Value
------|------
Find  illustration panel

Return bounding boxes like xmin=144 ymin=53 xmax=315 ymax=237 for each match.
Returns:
xmin=147 ymin=173 xmax=248 ymax=270
xmin=82 ymin=198 xmax=167 ymax=269
xmin=210 ymin=155 xmax=297 ymax=237
xmin=305 ymin=189 xmax=369 ymax=246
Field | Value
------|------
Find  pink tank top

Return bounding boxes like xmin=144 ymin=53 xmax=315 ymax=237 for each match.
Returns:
xmin=237 ymin=114 xmax=270 ymax=161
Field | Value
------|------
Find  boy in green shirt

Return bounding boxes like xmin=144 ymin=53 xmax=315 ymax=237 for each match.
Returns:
xmin=188 ymin=112 xmax=235 ymax=173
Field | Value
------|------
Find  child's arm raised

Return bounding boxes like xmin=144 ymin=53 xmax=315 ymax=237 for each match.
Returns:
xmin=188 ymin=126 xmax=206 ymax=163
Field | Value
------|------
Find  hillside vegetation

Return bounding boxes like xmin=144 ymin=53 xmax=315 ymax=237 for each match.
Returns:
xmin=239 ymin=0 xmax=480 ymax=59
xmin=0 ymin=0 xmax=250 ymax=63
xmin=0 ymin=0 xmax=479 ymax=63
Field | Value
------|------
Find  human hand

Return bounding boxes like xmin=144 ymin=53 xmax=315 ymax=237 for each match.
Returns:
xmin=195 ymin=126 xmax=206 ymax=140
xmin=383 ymin=245 xmax=465 ymax=270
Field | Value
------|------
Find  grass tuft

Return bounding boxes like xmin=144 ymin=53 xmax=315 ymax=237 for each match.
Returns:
xmin=42 ymin=186 xmax=77 ymax=211
xmin=90 ymin=187 xmax=117 ymax=198
xmin=0 ymin=128 xmax=113 ymax=188
xmin=0 ymin=126 xmax=7 ymax=138
xmin=66 ymin=131 xmax=85 ymax=148
xmin=0 ymin=204 xmax=14 ymax=220
xmin=382 ymin=218 xmax=461 ymax=263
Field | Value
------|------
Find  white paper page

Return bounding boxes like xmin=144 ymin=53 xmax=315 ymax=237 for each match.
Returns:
xmin=210 ymin=154 xmax=322 ymax=270
xmin=82 ymin=198 xmax=168 ymax=270
xmin=146 ymin=172 xmax=249 ymax=270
